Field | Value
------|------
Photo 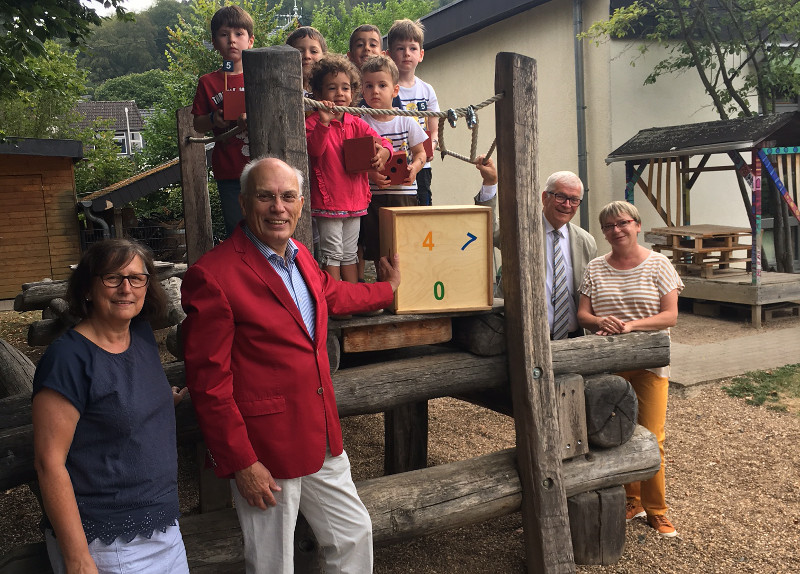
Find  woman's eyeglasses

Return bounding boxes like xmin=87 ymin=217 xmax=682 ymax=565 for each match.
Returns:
xmin=97 ymin=273 xmax=150 ymax=288
xmin=600 ymin=219 xmax=636 ymax=232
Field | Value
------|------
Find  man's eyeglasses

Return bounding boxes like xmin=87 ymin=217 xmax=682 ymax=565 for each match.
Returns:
xmin=253 ymin=192 xmax=299 ymax=204
xmin=600 ymin=219 xmax=636 ymax=233
xmin=97 ymin=273 xmax=150 ymax=288
xmin=546 ymin=191 xmax=582 ymax=207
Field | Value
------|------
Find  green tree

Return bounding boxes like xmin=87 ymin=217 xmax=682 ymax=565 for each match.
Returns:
xmin=583 ymin=0 xmax=800 ymax=119
xmin=77 ymin=13 xmax=160 ymax=86
xmin=311 ymin=0 xmax=435 ymax=54
xmin=74 ymin=124 xmax=136 ymax=196
xmin=94 ymin=69 xmax=172 ymax=108
xmin=0 ymin=0 xmax=130 ymax=99
xmin=0 ymin=40 xmax=87 ymax=138
xmin=139 ymin=0 xmax=285 ymax=167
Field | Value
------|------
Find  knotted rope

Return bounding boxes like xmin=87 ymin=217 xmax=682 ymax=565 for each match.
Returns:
xmin=188 ymin=92 xmax=504 ymax=165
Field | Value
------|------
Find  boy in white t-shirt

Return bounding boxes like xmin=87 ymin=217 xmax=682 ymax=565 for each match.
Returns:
xmin=359 ymin=54 xmax=428 ymax=268
xmin=387 ymin=18 xmax=439 ymax=206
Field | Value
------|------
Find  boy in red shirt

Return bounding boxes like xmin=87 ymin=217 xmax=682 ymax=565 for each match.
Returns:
xmin=191 ymin=6 xmax=254 ymax=238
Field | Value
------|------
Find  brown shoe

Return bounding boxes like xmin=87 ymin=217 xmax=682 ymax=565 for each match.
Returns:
xmin=626 ymin=500 xmax=646 ymax=522
xmin=647 ymin=514 xmax=678 ymax=538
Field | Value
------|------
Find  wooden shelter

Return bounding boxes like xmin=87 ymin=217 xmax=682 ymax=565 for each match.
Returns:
xmin=606 ymin=112 xmax=800 ymax=327
xmin=0 ymin=138 xmax=83 ymax=299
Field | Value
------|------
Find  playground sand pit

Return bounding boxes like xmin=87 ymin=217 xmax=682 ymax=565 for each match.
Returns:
xmin=2 ymin=309 xmax=799 ymax=572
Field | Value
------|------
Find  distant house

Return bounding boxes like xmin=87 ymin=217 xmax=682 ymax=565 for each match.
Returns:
xmin=73 ymin=100 xmax=145 ymax=156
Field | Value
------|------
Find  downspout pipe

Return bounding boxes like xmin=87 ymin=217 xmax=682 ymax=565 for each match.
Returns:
xmin=80 ymin=201 xmax=111 ymax=239
xmin=573 ymin=0 xmax=589 ymax=229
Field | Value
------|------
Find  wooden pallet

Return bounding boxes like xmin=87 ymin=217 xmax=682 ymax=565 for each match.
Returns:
xmin=646 ymin=224 xmax=752 ymax=278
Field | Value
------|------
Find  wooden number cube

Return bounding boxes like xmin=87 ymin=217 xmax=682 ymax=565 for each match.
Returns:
xmin=344 ymin=136 xmax=382 ymax=173
xmin=223 ymin=89 xmax=246 ymax=121
xmin=379 ymin=206 xmax=494 ymax=314
xmin=380 ymin=153 xmax=410 ymax=185
xmin=423 ymin=130 xmax=433 ymax=159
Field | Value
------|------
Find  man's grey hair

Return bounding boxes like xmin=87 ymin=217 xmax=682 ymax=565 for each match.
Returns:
xmin=239 ymin=156 xmax=305 ymax=195
xmin=544 ymin=171 xmax=584 ymax=199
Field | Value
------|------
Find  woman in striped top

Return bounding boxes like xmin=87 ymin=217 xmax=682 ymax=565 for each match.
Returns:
xmin=577 ymin=200 xmax=684 ymax=539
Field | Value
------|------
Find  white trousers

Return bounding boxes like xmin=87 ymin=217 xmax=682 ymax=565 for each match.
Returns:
xmin=45 ymin=525 xmax=189 ymax=574
xmin=232 ymin=449 xmax=373 ymax=574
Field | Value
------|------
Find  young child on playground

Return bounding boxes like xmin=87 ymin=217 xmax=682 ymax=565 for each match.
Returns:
xmin=286 ymin=26 xmax=327 ymax=96
xmin=387 ymin=18 xmax=440 ymax=206
xmin=347 ymin=24 xmax=383 ymax=70
xmin=306 ymin=54 xmax=393 ymax=283
xmin=360 ymin=54 xmax=428 ymax=271
xmin=191 ymin=5 xmax=254 ymax=238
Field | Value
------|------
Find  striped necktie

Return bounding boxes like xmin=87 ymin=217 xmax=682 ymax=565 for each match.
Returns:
xmin=551 ymin=229 xmax=570 ymax=340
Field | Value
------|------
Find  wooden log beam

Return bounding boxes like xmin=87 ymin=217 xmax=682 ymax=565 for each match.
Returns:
xmin=181 ymin=426 xmax=659 ymax=571
xmin=495 ymin=51 xmax=573 ymax=572
xmin=0 ymin=331 xmax=669 ymax=489
xmin=14 ymin=267 xmax=187 ymax=313
xmin=242 ymin=45 xmax=312 ymax=253
xmin=177 ymin=106 xmax=213 ymax=265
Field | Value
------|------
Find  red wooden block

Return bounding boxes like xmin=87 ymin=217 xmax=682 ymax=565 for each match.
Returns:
xmin=423 ymin=130 xmax=433 ymax=159
xmin=344 ymin=136 xmax=382 ymax=173
xmin=380 ymin=153 xmax=411 ymax=185
xmin=223 ymin=89 xmax=246 ymax=121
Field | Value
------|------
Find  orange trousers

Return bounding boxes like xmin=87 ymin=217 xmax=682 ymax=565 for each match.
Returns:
xmin=617 ymin=369 xmax=669 ymax=516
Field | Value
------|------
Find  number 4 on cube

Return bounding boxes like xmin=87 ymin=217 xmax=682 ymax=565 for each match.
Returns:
xmin=379 ymin=206 xmax=494 ymax=314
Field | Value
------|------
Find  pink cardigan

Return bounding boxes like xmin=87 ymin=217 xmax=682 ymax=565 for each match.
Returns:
xmin=305 ymin=111 xmax=392 ymax=217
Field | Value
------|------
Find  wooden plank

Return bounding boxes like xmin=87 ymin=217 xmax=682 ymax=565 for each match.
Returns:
xmin=567 ymin=487 xmax=626 ymax=566
xmin=242 ymin=45 xmax=312 ymax=253
xmin=384 ymin=402 xmax=428 ymax=474
xmin=341 ymin=317 xmax=451 ymax=353
xmin=176 ymin=105 xmax=213 ymax=265
xmin=556 ymin=374 xmax=588 ymax=460
xmin=647 ymin=159 xmax=654 ymax=204
xmin=495 ymin=51 xmax=574 ymax=572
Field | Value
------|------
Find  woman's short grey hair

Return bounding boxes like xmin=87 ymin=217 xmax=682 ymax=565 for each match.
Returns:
xmin=598 ymin=200 xmax=641 ymax=225
xmin=239 ymin=156 xmax=305 ymax=195
xmin=544 ymin=171 xmax=584 ymax=198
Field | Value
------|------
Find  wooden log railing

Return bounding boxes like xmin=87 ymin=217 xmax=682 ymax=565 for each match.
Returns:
xmin=182 ymin=426 xmax=658 ymax=572
xmin=0 ymin=331 xmax=668 ymax=492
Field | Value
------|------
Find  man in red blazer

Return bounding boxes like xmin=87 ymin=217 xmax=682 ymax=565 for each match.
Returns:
xmin=181 ymin=157 xmax=400 ymax=573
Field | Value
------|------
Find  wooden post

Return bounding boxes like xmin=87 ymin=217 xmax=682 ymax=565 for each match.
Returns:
xmin=242 ymin=45 xmax=312 ymax=252
xmin=176 ymin=105 xmax=214 ymax=265
xmin=494 ymin=52 xmax=575 ymax=572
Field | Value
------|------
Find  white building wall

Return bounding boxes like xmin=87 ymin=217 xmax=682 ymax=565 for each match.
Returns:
xmin=607 ymin=42 xmax=757 ymax=247
xmin=420 ymin=0 xmax=758 ymax=255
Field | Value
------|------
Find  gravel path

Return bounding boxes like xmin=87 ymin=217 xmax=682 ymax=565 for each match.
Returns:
xmin=2 ymin=309 xmax=799 ymax=572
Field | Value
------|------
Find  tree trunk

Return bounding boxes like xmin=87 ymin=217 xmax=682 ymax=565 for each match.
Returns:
xmin=0 ymin=339 xmax=35 ymax=398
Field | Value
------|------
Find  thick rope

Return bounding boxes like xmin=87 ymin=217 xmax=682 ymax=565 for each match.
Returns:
xmin=302 ymin=92 xmax=503 ymax=118
xmin=188 ymin=92 xmax=504 ymax=165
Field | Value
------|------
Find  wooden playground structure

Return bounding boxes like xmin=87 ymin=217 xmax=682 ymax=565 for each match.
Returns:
xmin=607 ymin=113 xmax=800 ymax=328
xmin=1 ymin=50 xmax=668 ymax=573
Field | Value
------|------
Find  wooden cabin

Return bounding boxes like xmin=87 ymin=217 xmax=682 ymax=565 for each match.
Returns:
xmin=0 ymin=139 xmax=83 ymax=300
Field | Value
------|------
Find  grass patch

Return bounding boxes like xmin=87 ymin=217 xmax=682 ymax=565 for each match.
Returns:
xmin=723 ymin=363 xmax=800 ymax=414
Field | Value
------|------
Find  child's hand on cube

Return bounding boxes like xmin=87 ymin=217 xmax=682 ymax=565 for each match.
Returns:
xmin=236 ymin=113 xmax=248 ymax=131
xmin=368 ymin=170 xmax=391 ymax=188
xmin=371 ymin=144 xmax=391 ymax=172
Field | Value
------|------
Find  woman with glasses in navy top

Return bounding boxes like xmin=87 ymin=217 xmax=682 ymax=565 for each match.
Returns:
xmin=32 ymin=239 xmax=189 ymax=573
